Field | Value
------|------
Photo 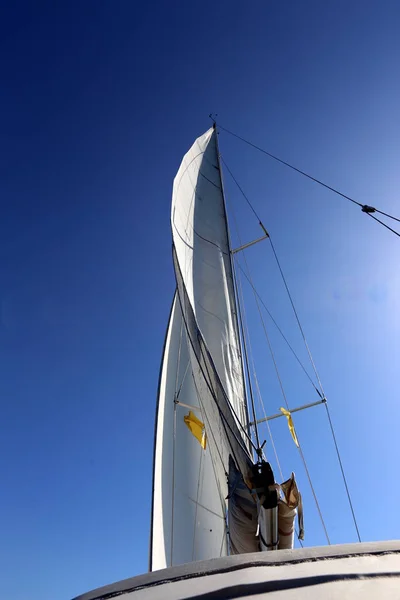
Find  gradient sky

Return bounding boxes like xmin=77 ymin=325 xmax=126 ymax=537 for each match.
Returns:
xmin=1 ymin=2 xmax=400 ymax=599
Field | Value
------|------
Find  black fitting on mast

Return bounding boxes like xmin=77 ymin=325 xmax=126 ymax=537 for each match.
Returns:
xmin=209 ymin=113 xmax=218 ymax=129
xmin=251 ymin=460 xmax=278 ymax=510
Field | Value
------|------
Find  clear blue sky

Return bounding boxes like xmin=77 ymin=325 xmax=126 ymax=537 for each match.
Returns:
xmin=1 ymin=2 xmax=400 ymax=599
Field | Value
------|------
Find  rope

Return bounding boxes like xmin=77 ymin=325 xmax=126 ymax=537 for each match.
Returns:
xmin=220 ymin=124 xmax=400 ymax=238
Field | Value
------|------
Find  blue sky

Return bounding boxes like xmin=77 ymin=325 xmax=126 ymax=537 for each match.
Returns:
xmin=1 ymin=1 xmax=400 ymax=599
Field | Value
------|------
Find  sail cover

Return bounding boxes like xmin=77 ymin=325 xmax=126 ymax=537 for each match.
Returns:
xmin=150 ymin=128 xmax=255 ymax=571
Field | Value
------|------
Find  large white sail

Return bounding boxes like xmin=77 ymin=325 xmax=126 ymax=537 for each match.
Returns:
xmin=171 ymin=127 xmax=248 ymax=435
xmin=150 ymin=294 xmax=228 ymax=570
xmin=150 ymin=128 xmax=255 ymax=570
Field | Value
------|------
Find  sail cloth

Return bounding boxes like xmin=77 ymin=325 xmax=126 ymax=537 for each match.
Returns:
xmin=277 ymin=473 xmax=304 ymax=550
xmin=227 ymin=456 xmax=259 ymax=554
xmin=174 ymin=250 xmax=253 ymax=483
xmin=150 ymin=295 xmax=228 ymax=570
xmin=171 ymin=127 xmax=249 ymax=444
xmin=150 ymin=128 xmax=256 ymax=571
xmin=171 ymin=127 xmax=257 ymax=555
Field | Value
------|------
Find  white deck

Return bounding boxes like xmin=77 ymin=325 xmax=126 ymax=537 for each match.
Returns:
xmin=73 ymin=540 xmax=400 ymax=599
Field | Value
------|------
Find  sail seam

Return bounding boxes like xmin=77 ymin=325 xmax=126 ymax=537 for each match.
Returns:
xmin=174 ymin=152 xmax=205 ymax=192
xmin=181 ymin=493 xmax=225 ymax=520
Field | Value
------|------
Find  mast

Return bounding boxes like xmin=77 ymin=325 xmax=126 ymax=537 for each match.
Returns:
xmin=213 ymin=122 xmax=280 ymax=549
xmin=213 ymin=121 xmax=252 ymax=446
xmin=213 ymin=123 xmax=279 ymax=551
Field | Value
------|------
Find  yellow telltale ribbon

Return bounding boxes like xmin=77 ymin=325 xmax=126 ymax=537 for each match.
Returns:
xmin=280 ymin=407 xmax=299 ymax=447
xmin=184 ymin=411 xmax=207 ymax=450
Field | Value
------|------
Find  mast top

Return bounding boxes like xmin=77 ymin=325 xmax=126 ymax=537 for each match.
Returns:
xmin=209 ymin=113 xmax=218 ymax=129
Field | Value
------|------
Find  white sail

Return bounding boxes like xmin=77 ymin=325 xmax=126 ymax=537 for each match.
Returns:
xmin=171 ymin=127 xmax=248 ymax=435
xmin=150 ymin=294 xmax=227 ymax=570
xmin=150 ymin=128 xmax=256 ymax=570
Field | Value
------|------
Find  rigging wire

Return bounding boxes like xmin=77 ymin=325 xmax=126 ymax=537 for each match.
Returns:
xmin=267 ymin=239 xmax=362 ymax=543
xmin=216 ymin=123 xmax=260 ymax=453
xmin=219 ymin=124 xmax=400 ymax=238
xmin=237 ymin=264 xmax=321 ymax=397
xmin=224 ymin=169 xmax=329 ymax=545
xmin=268 ymin=237 xmax=325 ymax=396
xmin=233 ymin=268 xmax=262 ymax=452
xmin=222 ymin=154 xmax=362 ymax=543
xmin=372 ymin=207 xmax=400 ymax=223
xmin=222 ymin=155 xmax=324 ymax=396
xmin=222 ymin=159 xmax=337 ymax=546
xmin=364 ymin=212 xmax=400 ymax=238
xmin=230 ymin=211 xmax=285 ymax=477
xmin=229 ymin=202 xmax=304 ymax=548
xmin=175 ymin=272 xmax=259 ymax=460
xmin=324 ymin=402 xmax=362 ymax=543
xmin=217 ymin=129 xmax=259 ymax=453
xmin=240 ymin=246 xmax=331 ymax=545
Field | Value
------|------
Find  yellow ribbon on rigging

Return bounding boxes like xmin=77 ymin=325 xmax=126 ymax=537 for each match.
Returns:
xmin=280 ymin=407 xmax=299 ymax=447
